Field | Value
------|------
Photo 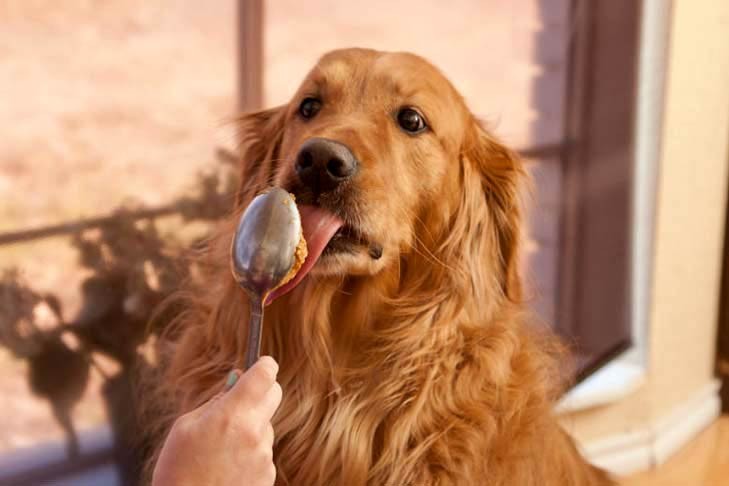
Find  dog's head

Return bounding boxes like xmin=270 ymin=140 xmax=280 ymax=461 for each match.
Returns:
xmin=237 ymin=48 xmax=524 ymax=303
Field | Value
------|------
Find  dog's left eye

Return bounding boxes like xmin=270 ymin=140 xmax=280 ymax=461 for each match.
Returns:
xmin=397 ymin=108 xmax=427 ymax=134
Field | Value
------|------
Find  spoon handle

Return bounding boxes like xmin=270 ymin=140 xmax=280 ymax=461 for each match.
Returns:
xmin=244 ymin=299 xmax=264 ymax=370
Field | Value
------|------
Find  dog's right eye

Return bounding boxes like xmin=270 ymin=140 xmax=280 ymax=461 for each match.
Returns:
xmin=299 ymin=98 xmax=322 ymax=119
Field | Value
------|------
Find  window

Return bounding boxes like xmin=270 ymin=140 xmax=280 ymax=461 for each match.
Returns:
xmin=0 ymin=0 xmax=648 ymax=482
xmin=0 ymin=2 xmax=238 ymax=483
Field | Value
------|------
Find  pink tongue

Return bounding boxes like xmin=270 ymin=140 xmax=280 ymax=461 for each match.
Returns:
xmin=265 ymin=204 xmax=343 ymax=305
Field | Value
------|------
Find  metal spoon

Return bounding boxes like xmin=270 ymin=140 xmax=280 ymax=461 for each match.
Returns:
xmin=230 ymin=187 xmax=302 ymax=370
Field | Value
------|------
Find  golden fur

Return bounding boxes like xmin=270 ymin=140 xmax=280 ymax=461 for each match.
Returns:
xmin=146 ymin=48 xmax=613 ymax=485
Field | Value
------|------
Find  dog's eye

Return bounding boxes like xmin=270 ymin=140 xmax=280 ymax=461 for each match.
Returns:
xmin=397 ymin=108 xmax=427 ymax=134
xmin=299 ymin=97 xmax=322 ymax=119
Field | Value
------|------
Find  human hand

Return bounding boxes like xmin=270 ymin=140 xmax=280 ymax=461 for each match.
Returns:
xmin=152 ymin=356 xmax=282 ymax=486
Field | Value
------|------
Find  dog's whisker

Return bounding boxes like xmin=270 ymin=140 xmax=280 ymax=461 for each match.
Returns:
xmin=405 ymin=232 xmax=454 ymax=272
xmin=335 ymin=286 xmax=353 ymax=297
xmin=411 ymin=212 xmax=439 ymax=244
xmin=413 ymin=235 xmax=456 ymax=272
xmin=396 ymin=206 xmax=455 ymax=271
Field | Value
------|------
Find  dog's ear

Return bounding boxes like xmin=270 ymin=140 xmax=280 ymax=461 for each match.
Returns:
xmin=461 ymin=118 xmax=525 ymax=302
xmin=235 ymin=105 xmax=288 ymax=206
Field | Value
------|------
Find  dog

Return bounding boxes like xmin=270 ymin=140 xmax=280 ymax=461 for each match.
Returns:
xmin=148 ymin=48 xmax=613 ymax=485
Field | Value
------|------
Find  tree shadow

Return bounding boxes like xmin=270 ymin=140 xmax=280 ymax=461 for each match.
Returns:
xmin=0 ymin=161 xmax=237 ymax=485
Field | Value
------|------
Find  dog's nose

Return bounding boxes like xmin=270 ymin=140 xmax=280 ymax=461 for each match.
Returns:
xmin=295 ymin=138 xmax=358 ymax=194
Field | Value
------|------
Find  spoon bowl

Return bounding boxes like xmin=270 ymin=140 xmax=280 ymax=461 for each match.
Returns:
xmin=231 ymin=187 xmax=302 ymax=369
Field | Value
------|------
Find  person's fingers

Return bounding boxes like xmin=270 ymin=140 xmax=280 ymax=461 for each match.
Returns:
xmin=179 ymin=390 xmax=224 ymax=422
xmin=263 ymin=422 xmax=274 ymax=446
xmin=223 ymin=369 xmax=242 ymax=393
xmin=240 ymin=385 xmax=281 ymax=450
xmin=256 ymin=382 xmax=282 ymax=422
xmin=222 ymin=356 xmax=279 ymax=410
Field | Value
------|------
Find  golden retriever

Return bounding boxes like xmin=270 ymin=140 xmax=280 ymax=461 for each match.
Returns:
xmin=148 ymin=48 xmax=613 ymax=485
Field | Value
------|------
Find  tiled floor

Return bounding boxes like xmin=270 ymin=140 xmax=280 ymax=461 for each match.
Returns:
xmin=622 ymin=416 xmax=729 ymax=486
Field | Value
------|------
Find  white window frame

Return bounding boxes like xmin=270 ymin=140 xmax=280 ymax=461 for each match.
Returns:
xmin=557 ymin=0 xmax=671 ymax=414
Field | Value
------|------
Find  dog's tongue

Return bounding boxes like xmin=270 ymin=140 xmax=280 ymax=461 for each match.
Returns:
xmin=265 ymin=204 xmax=343 ymax=304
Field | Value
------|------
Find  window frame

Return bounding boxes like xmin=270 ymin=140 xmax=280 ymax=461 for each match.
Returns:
xmin=559 ymin=0 xmax=672 ymax=411
xmin=0 ymin=1 xmax=667 ymax=482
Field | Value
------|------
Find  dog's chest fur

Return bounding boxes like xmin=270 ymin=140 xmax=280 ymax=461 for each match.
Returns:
xmin=264 ymin=282 xmax=609 ymax=486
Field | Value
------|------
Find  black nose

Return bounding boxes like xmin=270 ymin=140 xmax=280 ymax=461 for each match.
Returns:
xmin=295 ymin=138 xmax=358 ymax=194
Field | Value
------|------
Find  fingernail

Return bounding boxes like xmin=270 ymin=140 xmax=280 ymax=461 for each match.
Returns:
xmin=224 ymin=370 xmax=240 ymax=391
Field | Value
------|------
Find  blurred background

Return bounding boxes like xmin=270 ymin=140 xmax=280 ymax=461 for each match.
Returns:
xmin=1 ymin=1 xmax=728 ymax=485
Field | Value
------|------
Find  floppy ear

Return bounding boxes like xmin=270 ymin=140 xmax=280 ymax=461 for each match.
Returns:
xmin=461 ymin=118 xmax=526 ymax=302
xmin=235 ymin=105 xmax=288 ymax=206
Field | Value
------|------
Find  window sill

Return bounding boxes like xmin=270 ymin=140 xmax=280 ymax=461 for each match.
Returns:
xmin=555 ymin=352 xmax=646 ymax=414
xmin=0 ymin=426 xmax=115 ymax=485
